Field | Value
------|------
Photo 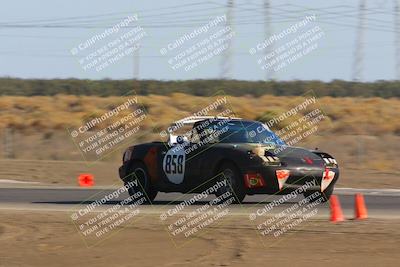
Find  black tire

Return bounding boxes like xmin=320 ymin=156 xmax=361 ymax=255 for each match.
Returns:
xmin=125 ymin=161 xmax=157 ymax=203
xmin=215 ymin=162 xmax=246 ymax=204
xmin=303 ymin=184 xmax=334 ymax=203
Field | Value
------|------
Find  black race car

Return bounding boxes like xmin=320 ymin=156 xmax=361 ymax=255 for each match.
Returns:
xmin=119 ymin=116 xmax=339 ymax=203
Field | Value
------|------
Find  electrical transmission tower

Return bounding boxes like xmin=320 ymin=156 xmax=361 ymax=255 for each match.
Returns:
xmin=264 ymin=0 xmax=274 ymax=80
xmin=395 ymin=0 xmax=400 ymax=80
xmin=352 ymin=0 xmax=367 ymax=81
xmin=220 ymin=0 xmax=234 ymax=79
xmin=133 ymin=44 xmax=140 ymax=93
xmin=134 ymin=44 xmax=140 ymax=80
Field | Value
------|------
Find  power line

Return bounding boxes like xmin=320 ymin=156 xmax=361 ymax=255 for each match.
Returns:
xmin=0 ymin=1 xmax=217 ymax=25
xmin=1 ymin=3 xmax=398 ymax=33
xmin=0 ymin=1 xmax=397 ymax=81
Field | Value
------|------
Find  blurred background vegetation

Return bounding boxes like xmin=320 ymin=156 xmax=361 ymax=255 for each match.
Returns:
xmin=0 ymin=78 xmax=399 ymax=98
xmin=0 ymin=94 xmax=398 ymax=135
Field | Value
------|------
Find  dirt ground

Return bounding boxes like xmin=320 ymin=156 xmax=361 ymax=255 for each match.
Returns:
xmin=0 ymin=211 xmax=399 ymax=267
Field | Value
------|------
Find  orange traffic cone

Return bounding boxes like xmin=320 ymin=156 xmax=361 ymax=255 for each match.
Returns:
xmin=354 ymin=193 xmax=368 ymax=220
xmin=329 ymin=195 xmax=344 ymax=222
xmin=78 ymin=173 xmax=94 ymax=187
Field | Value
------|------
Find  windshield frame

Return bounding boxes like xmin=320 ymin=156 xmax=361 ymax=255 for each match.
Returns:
xmin=193 ymin=119 xmax=286 ymax=146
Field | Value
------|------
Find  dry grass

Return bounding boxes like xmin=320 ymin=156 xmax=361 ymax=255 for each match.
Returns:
xmin=0 ymin=94 xmax=399 ymax=135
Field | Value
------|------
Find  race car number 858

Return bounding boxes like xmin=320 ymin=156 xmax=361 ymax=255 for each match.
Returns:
xmin=164 ymin=154 xmax=184 ymax=174
xmin=162 ymin=148 xmax=186 ymax=184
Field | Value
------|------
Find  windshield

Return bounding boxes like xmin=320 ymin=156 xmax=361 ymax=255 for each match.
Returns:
xmin=197 ymin=120 xmax=286 ymax=146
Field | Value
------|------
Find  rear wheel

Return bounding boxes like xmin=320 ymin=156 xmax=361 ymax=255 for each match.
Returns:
xmin=125 ymin=161 xmax=157 ymax=203
xmin=215 ymin=162 xmax=246 ymax=204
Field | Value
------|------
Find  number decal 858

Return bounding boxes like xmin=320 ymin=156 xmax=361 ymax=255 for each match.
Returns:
xmin=164 ymin=154 xmax=184 ymax=174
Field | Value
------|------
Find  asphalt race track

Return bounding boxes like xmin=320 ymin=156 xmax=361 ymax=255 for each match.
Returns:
xmin=0 ymin=185 xmax=399 ymax=219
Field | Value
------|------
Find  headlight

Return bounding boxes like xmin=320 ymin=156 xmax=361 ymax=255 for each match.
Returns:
xmin=322 ymin=157 xmax=338 ymax=168
xmin=314 ymin=152 xmax=338 ymax=168
xmin=248 ymin=147 xmax=281 ymax=165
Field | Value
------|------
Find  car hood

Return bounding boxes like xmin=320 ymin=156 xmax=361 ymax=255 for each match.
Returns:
xmin=225 ymin=143 xmax=324 ymax=167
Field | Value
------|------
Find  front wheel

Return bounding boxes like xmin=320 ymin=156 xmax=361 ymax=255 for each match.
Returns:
xmin=303 ymin=184 xmax=334 ymax=203
xmin=125 ymin=161 xmax=157 ymax=203
xmin=215 ymin=162 xmax=246 ymax=204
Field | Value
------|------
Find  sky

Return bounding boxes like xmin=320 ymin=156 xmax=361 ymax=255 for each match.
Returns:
xmin=0 ymin=0 xmax=397 ymax=81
